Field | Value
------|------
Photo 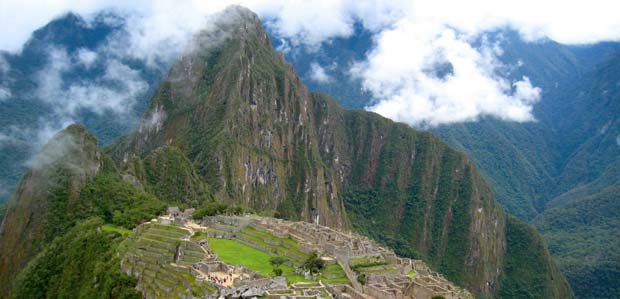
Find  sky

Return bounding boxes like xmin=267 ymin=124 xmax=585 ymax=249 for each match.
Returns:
xmin=1 ymin=0 xmax=620 ymax=128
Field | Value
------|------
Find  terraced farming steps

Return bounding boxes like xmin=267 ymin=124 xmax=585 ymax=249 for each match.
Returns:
xmin=119 ymin=223 xmax=215 ymax=299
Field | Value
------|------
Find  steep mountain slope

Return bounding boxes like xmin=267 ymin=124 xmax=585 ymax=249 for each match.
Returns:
xmin=532 ymin=53 xmax=620 ymax=299
xmin=106 ymin=7 xmax=571 ymax=298
xmin=533 ymin=165 xmax=620 ymax=299
xmin=277 ymin=29 xmax=620 ymax=298
xmin=0 ymin=124 xmax=166 ymax=297
xmin=0 ymin=124 xmax=105 ymax=295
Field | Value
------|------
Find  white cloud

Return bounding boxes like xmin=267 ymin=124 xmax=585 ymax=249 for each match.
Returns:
xmin=308 ymin=62 xmax=332 ymax=83
xmin=352 ymin=20 xmax=543 ymax=126
xmin=31 ymin=46 xmax=148 ymax=144
xmin=0 ymin=55 xmax=9 ymax=73
xmin=0 ymin=87 xmax=11 ymax=101
xmin=3 ymin=0 xmax=620 ymax=54
xmin=0 ymin=133 xmax=10 ymax=144
xmin=76 ymin=48 xmax=98 ymax=67
xmin=0 ymin=55 xmax=10 ymax=101
xmin=0 ymin=0 xmax=619 ymax=129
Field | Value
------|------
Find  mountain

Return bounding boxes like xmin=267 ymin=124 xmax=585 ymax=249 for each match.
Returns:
xmin=276 ymin=28 xmax=620 ymax=298
xmin=0 ymin=6 xmax=571 ymax=299
xmin=105 ymin=7 xmax=570 ymax=298
xmin=0 ymin=124 xmax=166 ymax=298
xmin=531 ymin=52 xmax=620 ymax=299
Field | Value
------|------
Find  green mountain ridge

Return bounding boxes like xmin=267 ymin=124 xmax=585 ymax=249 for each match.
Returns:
xmin=0 ymin=6 xmax=572 ymax=299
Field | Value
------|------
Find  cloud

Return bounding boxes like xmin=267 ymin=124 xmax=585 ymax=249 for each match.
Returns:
xmin=36 ymin=47 xmax=148 ymax=120
xmin=0 ymin=87 xmax=11 ymax=101
xmin=352 ymin=21 xmax=542 ymax=126
xmin=0 ymin=0 xmax=619 ymax=130
xmin=3 ymin=0 xmax=620 ymax=54
xmin=0 ymin=133 xmax=11 ymax=144
xmin=0 ymin=55 xmax=8 ymax=73
xmin=28 ymin=130 xmax=79 ymax=171
xmin=0 ymin=55 xmax=10 ymax=101
xmin=76 ymin=48 xmax=98 ymax=67
xmin=308 ymin=62 xmax=333 ymax=83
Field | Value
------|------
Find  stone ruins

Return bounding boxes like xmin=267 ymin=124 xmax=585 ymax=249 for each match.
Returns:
xmin=121 ymin=207 xmax=473 ymax=299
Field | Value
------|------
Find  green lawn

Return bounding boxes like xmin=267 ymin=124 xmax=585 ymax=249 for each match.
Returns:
xmin=208 ymin=238 xmax=294 ymax=275
xmin=284 ymin=274 xmax=313 ymax=283
xmin=191 ymin=231 xmax=208 ymax=240
xmin=244 ymin=226 xmax=298 ymax=246
xmin=101 ymin=224 xmax=131 ymax=236
xmin=208 ymin=238 xmax=350 ymax=285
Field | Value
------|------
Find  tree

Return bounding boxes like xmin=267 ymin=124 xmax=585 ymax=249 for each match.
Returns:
xmin=273 ymin=268 xmax=283 ymax=276
xmin=357 ymin=273 xmax=367 ymax=286
xmin=270 ymin=256 xmax=286 ymax=276
xmin=431 ymin=296 xmax=446 ymax=299
xmin=301 ymin=251 xmax=325 ymax=274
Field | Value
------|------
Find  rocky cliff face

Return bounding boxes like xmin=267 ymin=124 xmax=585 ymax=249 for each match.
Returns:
xmin=108 ymin=7 xmax=349 ymax=228
xmin=0 ymin=124 xmax=105 ymax=296
xmin=106 ymin=6 xmax=571 ymax=298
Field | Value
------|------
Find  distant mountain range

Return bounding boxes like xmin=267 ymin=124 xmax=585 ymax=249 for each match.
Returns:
xmin=0 ymin=8 xmax=618 ymax=298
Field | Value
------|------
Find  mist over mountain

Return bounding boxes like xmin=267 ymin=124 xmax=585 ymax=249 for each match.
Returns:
xmin=0 ymin=12 xmax=169 ymax=202
xmin=0 ymin=3 xmax=619 ymax=299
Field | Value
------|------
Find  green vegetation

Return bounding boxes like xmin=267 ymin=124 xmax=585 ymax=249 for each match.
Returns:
xmin=208 ymin=238 xmax=294 ymax=276
xmin=192 ymin=201 xmax=243 ymax=219
xmin=357 ymin=273 xmax=367 ymax=286
xmin=7 ymin=170 xmax=171 ymax=298
xmin=75 ymin=174 xmax=167 ymax=229
xmin=245 ymin=226 xmax=298 ymax=246
xmin=119 ymin=223 xmax=213 ymax=298
xmin=237 ymin=227 xmax=308 ymax=261
xmin=11 ymin=217 xmax=140 ymax=299
xmin=533 ymin=181 xmax=620 ymax=299
xmin=301 ymin=251 xmax=325 ymax=274
xmin=101 ymin=224 xmax=131 ymax=236
xmin=287 ymin=23 xmax=620 ymax=298
xmin=140 ymin=146 xmax=212 ymax=206
xmin=190 ymin=231 xmax=208 ymax=240
xmin=351 ymin=261 xmax=389 ymax=271
xmin=0 ymin=202 xmax=6 ymax=223
xmin=497 ymin=216 xmax=573 ymax=298
xmin=270 ymin=256 xmax=286 ymax=276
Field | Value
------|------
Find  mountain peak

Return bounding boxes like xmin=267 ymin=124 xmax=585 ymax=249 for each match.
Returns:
xmin=189 ymin=5 xmax=270 ymax=55
xmin=30 ymin=123 xmax=100 ymax=175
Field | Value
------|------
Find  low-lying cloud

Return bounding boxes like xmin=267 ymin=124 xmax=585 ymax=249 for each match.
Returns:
xmin=31 ymin=46 xmax=148 ymax=143
xmin=0 ymin=55 xmax=10 ymax=101
xmin=351 ymin=21 xmax=542 ymax=126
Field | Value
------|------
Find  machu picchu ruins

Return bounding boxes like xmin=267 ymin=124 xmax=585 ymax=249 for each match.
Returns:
xmin=119 ymin=207 xmax=473 ymax=299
